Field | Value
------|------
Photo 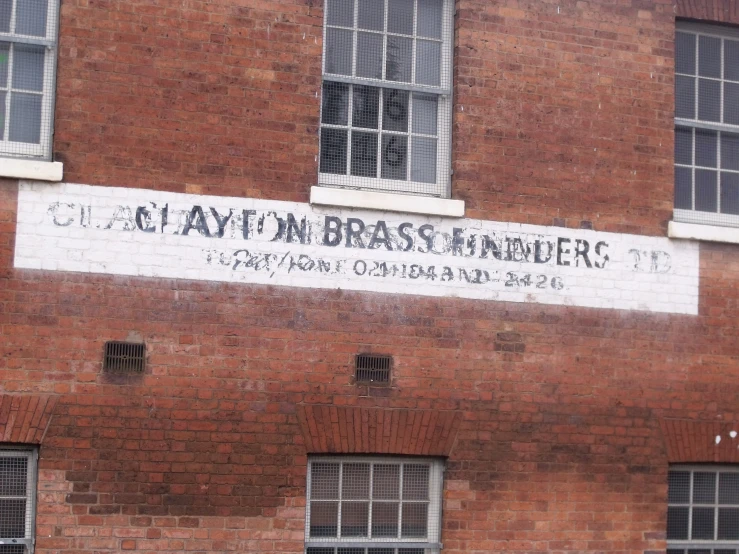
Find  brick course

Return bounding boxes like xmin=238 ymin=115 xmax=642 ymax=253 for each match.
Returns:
xmin=1 ymin=1 xmax=739 ymax=554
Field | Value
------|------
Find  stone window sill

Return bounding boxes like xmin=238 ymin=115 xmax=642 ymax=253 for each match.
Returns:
xmin=0 ymin=158 xmax=63 ymax=182
xmin=668 ymin=220 xmax=739 ymax=245
xmin=310 ymin=186 xmax=465 ymax=218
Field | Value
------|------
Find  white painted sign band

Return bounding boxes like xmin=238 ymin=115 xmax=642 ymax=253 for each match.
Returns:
xmin=14 ymin=182 xmax=700 ymax=314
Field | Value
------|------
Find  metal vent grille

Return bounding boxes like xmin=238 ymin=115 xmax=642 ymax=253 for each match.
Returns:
xmin=355 ymin=354 xmax=392 ymax=384
xmin=103 ymin=341 xmax=146 ymax=373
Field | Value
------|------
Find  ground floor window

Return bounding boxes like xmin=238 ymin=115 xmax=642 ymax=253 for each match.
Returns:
xmin=0 ymin=447 xmax=37 ymax=554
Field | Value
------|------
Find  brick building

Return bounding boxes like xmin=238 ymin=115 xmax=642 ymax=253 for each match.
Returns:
xmin=1 ymin=0 xmax=739 ymax=553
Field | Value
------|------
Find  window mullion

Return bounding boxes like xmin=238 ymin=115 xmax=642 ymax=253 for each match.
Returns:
xmin=397 ymin=463 xmax=404 ymax=539
xmin=368 ymin=462 xmax=374 ymax=539
xmin=338 ymin=462 xmax=344 ymax=539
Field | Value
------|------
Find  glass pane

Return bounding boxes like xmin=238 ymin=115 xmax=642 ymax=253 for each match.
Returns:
xmin=9 ymin=92 xmax=42 ymax=143
xmin=669 ymin=471 xmax=691 ymax=504
xmin=413 ymin=94 xmax=437 ymax=135
xmin=0 ymin=0 xmax=9 ymax=33
xmin=403 ymin=464 xmax=429 ymax=500
xmin=698 ymin=35 xmax=721 ymax=78
xmin=383 ymin=89 xmax=408 ymax=132
xmin=667 ymin=506 xmax=689 ymax=540
xmin=675 ymin=32 xmax=696 ymax=75
xmin=675 ymin=126 xmax=692 ymax=165
xmin=666 ymin=551 xmax=685 ymax=554
xmin=311 ymin=462 xmax=340 ymax=499
xmin=675 ymin=75 xmax=695 ymax=119
xmin=721 ymin=172 xmax=739 ymax=215
xmin=720 ymin=473 xmax=739 ymax=504
xmin=386 ymin=36 xmax=412 ymax=82
xmin=724 ymin=82 xmax=739 ymax=126
xmin=695 ymin=129 xmax=717 ymax=168
xmin=372 ymin=502 xmax=399 ymax=537
xmin=698 ymin=78 xmax=720 ymax=122
xmin=351 ymin=131 xmax=378 ymax=177
xmin=373 ymin=464 xmax=400 ymax=499
xmin=320 ymin=128 xmax=348 ymax=174
xmin=722 ymin=132 xmax=739 ymax=171
xmin=694 ymin=472 xmax=717 ymax=503
xmin=16 ymin=0 xmax=48 ymax=37
xmin=695 ymin=169 xmax=718 ymax=212
xmin=340 ymin=501 xmax=369 ymax=536
xmin=691 ymin=506 xmax=715 ymax=540
xmin=416 ymin=40 xmax=441 ymax=86
xmin=342 ymin=463 xmax=370 ymax=499
xmin=0 ymin=42 xmax=8 ymax=87
xmin=387 ymin=0 xmax=413 ymax=35
xmin=325 ymin=28 xmax=353 ymax=76
xmin=353 ymin=85 xmax=379 ymax=129
xmin=338 ymin=550 xmax=365 ymax=554
xmin=398 ymin=550 xmax=425 ymax=554
xmin=0 ymin=546 xmax=27 ymax=554
xmin=356 ymin=32 xmax=383 ymax=79
xmin=358 ymin=0 xmax=383 ymax=31
xmin=417 ymin=0 xmax=443 ymax=39
xmin=309 ymin=501 xmax=338 ymax=537
xmin=0 ymin=458 xmax=28 ymax=496
xmin=401 ymin=502 xmax=428 ymax=537
xmin=307 ymin=550 xmax=334 ymax=554
xmin=687 ymin=551 xmax=710 ymax=554
xmin=0 ymin=498 xmax=26 ymax=537
xmin=718 ymin=507 xmax=739 ymax=540
xmin=12 ymin=44 xmax=45 ymax=92
xmin=326 ymin=0 xmax=354 ymax=27
xmin=322 ymin=81 xmax=349 ymax=125
xmin=381 ymin=134 xmax=407 ymax=180
xmin=369 ymin=549 xmax=394 ymax=554
xmin=727 ymin=40 xmax=739 ymax=81
xmin=411 ymin=136 xmax=436 ymax=183
xmin=675 ymin=166 xmax=693 ymax=209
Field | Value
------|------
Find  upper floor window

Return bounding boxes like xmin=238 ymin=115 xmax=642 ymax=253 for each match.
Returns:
xmin=0 ymin=0 xmax=58 ymax=161
xmin=668 ymin=466 xmax=739 ymax=553
xmin=675 ymin=22 xmax=739 ymax=228
xmin=0 ymin=447 xmax=37 ymax=554
xmin=305 ymin=456 xmax=444 ymax=554
xmin=319 ymin=0 xmax=453 ymax=198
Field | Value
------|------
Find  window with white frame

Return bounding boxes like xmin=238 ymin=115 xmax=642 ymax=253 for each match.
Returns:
xmin=674 ymin=22 xmax=739 ymax=228
xmin=0 ymin=0 xmax=58 ymax=160
xmin=319 ymin=0 xmax=453 ymax=198
xmin=0 ymin=448 xmax=37 ymax=554
xmin=667 ymin=466 xmax=739 ymax=554
xmin=305 ymin=457 xmax=443 ymax=554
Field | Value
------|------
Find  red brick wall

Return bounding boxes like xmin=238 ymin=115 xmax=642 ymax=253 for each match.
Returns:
xmin=1 ymin=1 xmax=739 ymax=553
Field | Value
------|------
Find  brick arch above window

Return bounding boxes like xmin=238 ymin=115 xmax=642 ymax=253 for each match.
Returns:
xmin=676 ymin=0 xmax=739 ymax=24
xmin=0 ymin=394 xmax=58 ymax=444
xmin=661 ymin=418 xmax=739 ymax=463
xmin=297 ymin=405 xmax=461 ymax=456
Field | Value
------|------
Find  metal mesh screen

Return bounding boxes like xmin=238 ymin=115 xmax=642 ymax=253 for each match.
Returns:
xmin=668 ymin=467 xmax=739 ymax=551
xmin=320 ymin=0 xmax=452 ymax=198
xmin=355 ymin=355 xmax=392 ymax=384
xmin=306 ymin=458 xmax=442 ymax=553
xmin=103 ymin=341 xmax=146 ymax=373
xmin=675 ymin=25 xmax=739 ymax=227
xmin=0 ymin=0 xmax=57 ymax=160
xmin=0 ymin=449 xmax=35 ymax=554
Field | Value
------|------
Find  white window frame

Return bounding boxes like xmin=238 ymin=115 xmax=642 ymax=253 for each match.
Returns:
xmin=0 ymin=0 xmax=59 ymax=161
xmin=674 ymin=21 xmax=739 ymax=229
xmin=305 ymin=456 xmax=444 ymax=553
xmin=667 ymin=465 xmax=739 ymax=553
xmin=0 ymin=447 xmax=38 ymax=554
xmin=318 ymin=0 xmax=454 ymax=199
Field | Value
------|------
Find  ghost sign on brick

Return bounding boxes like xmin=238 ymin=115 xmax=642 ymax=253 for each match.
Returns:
xmin=14 ymin=182 xmax=700 ymax=314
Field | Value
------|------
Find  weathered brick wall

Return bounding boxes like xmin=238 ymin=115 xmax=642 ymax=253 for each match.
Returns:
xmin=1 ymin=0 xmax=739 ymax=553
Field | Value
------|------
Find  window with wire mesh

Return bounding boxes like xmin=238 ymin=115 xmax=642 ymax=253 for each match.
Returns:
xmin=674 ymin=23 xmax=739 ymax=228
xmin=667 ymin=467 xmax=739 ymax=554
xmin=355 ymin=354 xmax=392 ymax=384
xmin=305 ymin=458 xmax=443 ymax=554
xmin=319 ymin=0 xmax=453 ymax=198
xmin=103 ymin=341 xmax=146 ymax=374
xmin=0 ymin=448 xmax=36 ymax=554
xmin=0 ymin=0 xmax=58 ymax=160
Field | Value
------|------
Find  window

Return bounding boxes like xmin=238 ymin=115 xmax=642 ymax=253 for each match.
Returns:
xmin=0 ymin=0 xmax=58 ymax=160
xmin=0 ymin=448 xmax=37 ymax=554
xmin=667 ymin=467 xmax=739 ymax=553
xmin=674 ymin=23 xmax=739 ymax=228
xmin=319 ymin=0 xmax=453 ymax=198
xmin=305 ymin=457 xmax=443 ymax=554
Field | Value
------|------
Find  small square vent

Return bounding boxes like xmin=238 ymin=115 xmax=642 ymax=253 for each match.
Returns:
xmin=103 ymin=341 xmax=146 ymax=373
xmin=355 ymin=354 xmax=392 ymax=384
